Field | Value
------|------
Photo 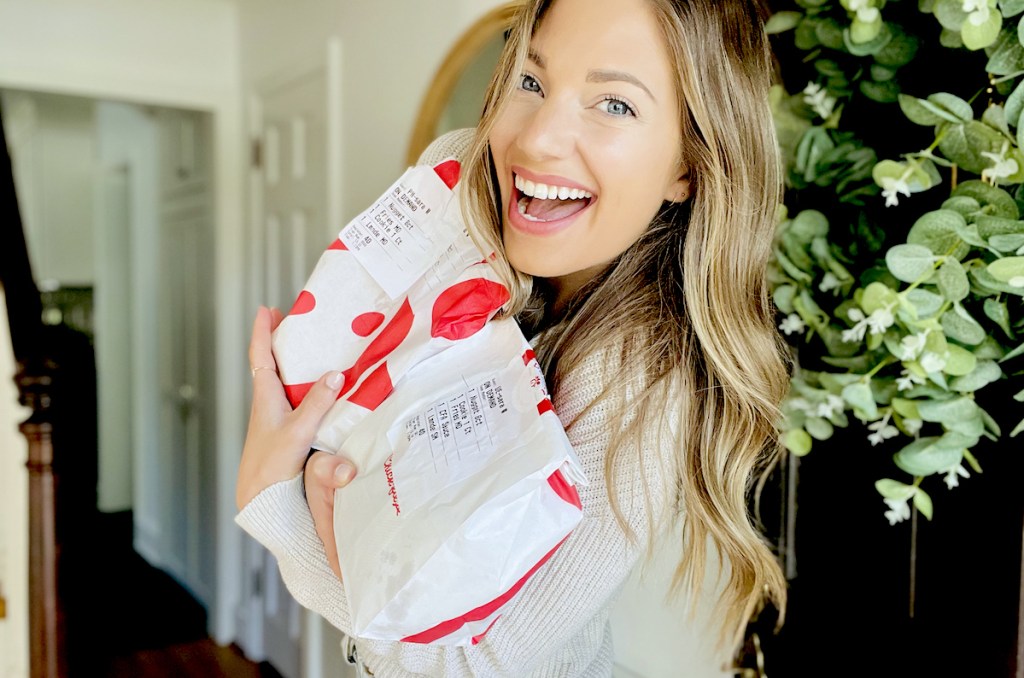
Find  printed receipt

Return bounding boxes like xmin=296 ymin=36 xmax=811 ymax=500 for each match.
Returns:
xmin=339 ymin=166 xmax=464 ymax=299
xmin=386 ymin=370 xmax=530 ymax=515
xmin=402 ymin=375 xmax=508 ymax=475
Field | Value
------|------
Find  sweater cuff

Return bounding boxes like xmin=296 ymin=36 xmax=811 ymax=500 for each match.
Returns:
xmin=235 ymin=475 xmax=355 ymax=634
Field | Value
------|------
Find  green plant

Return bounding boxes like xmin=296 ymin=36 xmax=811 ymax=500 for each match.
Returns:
xmin=768 ymin=0 xmax=1024 ymax=525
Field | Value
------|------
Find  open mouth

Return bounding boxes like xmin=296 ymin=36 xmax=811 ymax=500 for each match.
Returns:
xmin=513 ymin=172 xmax=595 ymax=223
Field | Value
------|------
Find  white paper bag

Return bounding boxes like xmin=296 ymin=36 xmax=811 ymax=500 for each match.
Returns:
xmin=271 ymin=160 xmax=587 ymax=645
xmin=335 ymin=318 xmax=585 ymax=644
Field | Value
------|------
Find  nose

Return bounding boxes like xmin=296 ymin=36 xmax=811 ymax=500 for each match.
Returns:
xmin=514 ymin=96 xmax=576 ymax=162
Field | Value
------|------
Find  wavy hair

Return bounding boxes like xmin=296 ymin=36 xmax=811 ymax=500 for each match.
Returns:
xmin=457 ymin=0 xmax=789 ymax=649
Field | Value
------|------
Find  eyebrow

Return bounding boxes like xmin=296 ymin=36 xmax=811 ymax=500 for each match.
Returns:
xmin=526 ymin=49 xmax=657 ymax=103
xmin=586 ymin=70 xmax=656 ymax=103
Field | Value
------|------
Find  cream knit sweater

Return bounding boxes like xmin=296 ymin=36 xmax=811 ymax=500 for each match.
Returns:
xmin=235 ymin=129 xmax=672 ymax=677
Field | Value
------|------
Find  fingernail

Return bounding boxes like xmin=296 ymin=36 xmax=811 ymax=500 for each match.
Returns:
xmin=334 ymin=463 xmax=355 ymax=484
xmin=327 ymin=371 xmax=343 ymax=389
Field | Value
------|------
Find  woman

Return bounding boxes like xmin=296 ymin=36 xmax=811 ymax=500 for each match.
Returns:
xmin=236 ymin=0 xmax=789 ymax=674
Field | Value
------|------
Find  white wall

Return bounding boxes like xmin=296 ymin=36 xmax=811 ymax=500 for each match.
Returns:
xmin=0 ymin=0 xmax=246 ymax=645
xmin=238 ymin=0 xmax=506 ymax=224
xmin=610 ymin=532 xmax=732 ymax=678
xmin=0 ymin=295 xmax=30 ymax=678
xmin=0 ymin=0 xmax=239 ymax=111
xmin=2 ymin=91 xmax=96 ymax=286
xmin=94 ymin=102 xmax=161 ymax=513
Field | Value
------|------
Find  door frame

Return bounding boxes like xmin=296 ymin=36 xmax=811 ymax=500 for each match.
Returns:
xmin=237 ymin=37 xmax=344 ymax=677
xmin=0 ymin=46 xmax=248 ymax=651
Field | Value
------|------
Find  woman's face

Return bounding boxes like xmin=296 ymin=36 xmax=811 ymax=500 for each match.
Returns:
xmin=489 ymin=0 xmax=689 ymax=296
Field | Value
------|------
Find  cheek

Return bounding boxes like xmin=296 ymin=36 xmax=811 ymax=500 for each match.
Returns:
xmin=488 ymin=107 xmax=520 ymax=163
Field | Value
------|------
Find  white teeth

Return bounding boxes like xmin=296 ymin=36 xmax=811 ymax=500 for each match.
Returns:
xmin=514 ymin=173 xmax=592 ymax=201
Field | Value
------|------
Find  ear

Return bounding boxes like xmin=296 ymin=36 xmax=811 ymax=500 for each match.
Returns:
xmin=664 ymin=169 xmax=692 ymax=204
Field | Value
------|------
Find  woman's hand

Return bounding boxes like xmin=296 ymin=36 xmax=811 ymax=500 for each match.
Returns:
xmin=304 ymin=450 xmax=355 ymax=581
xmin=235 ymin=306 xmax=355 ymax=510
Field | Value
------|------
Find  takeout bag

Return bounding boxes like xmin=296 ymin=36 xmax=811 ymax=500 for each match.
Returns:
xmin=270 ymin=160 xmax=587 ymax=645
xmin=272 ymin=161 xmax=509 ymax=453
xmin=335 ymin=318 xmax=586 ymax=645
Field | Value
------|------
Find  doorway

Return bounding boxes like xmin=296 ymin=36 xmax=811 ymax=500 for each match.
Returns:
xmin=1 ymin=89 xmax=232 ymax=674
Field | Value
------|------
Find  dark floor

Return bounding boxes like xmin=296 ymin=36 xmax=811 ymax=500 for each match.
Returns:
xmin=65 ymin=511 xmax=283 ymax=678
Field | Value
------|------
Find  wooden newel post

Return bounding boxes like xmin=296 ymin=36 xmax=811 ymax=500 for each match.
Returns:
xmin=17 ymin=365 xmax=64 ymax=678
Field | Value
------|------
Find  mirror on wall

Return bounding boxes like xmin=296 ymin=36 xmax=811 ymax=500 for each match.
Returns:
xmin=406 ymin=3 xmax=517 ymax=165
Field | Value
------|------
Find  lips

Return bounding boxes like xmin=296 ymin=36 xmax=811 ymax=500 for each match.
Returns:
xmin=507 ymin=168 xmax=596 ymax=235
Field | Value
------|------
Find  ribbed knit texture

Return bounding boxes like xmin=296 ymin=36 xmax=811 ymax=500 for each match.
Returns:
xmin=235 ymin=130 xmax=672 ymax=677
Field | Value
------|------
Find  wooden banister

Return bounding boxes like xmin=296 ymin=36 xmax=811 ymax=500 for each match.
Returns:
xmin=1 ymin=102 xmax=66 ymax=678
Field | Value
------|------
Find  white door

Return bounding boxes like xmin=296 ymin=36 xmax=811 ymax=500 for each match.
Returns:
xmin=147 ymin=109 xmax=218 ymax=607
xmin=239 ymin=40 xmax=346 ymax=678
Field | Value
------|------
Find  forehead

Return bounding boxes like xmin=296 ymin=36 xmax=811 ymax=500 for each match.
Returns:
xmin=529 ymin=0 xmax=673 ymax=84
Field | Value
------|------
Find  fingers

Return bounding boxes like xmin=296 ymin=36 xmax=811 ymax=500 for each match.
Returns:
xmin=293 ymin=370 xmax=344 ymax=432
xmin=248 ymin=306 xmax=278 ymax=375
xmin=306 ymin=451 xmax=354 ymax=581
xmin=269 ymin=306 xmax=284 ymax=331
xmin=308 ymin=450 xmax=357 ymax=489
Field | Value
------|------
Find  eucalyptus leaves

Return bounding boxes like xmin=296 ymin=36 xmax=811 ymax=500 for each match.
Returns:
xmin=769 ymin=0 xmax=1024 ymax=525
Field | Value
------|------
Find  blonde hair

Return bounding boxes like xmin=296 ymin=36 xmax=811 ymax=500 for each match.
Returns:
xmin=458 ymin=0 xmax=789 ymax=650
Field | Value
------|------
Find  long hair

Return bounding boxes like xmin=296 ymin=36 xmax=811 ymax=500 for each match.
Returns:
xmin=458 ymin=0 xmax=789 ymax=649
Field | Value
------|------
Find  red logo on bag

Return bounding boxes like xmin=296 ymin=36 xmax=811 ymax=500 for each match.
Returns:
xmin=522 ymin=348 xmax=554 ymax=415
xmin=384 ymin=454 xmax=401 ymax=515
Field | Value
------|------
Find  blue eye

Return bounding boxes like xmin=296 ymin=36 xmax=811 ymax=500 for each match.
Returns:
xmin=519 ymin=73 xmax=542 ymax=94
xmin=600 ymin=97 xmax=637 ymax=117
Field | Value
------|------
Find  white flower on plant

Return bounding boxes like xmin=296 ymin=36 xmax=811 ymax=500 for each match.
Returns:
xmin=880 ymin=175 xmax=911 ymax=207
xmin=779 ymin=313 xmax=806 ymax=336
xmin=903 ymin=417 xmax=923 ymax=436
xmin=819 ymin=272 xmax=842 ymax=294
xmin=883 ymin=497 xmax=911 ymax=525
xmin=981 ymin=141 xmax=1018 ymax=184
xmin=849 ymin=0 xmax=881 ymax=23
xmin=961 ymin=0 xmax=990 ymax=26
xmin=899 ymin=331 xmax=929 ymax=361
xmin=815 ymin=393 xmax=845 ymax=419
xmin=803 ymin=82 xmax=837 ymax=120
xmin=840 ymin=304 xmax=893 ymax=342
xmin=866 ymin=305 xmax=896 ymax=335
xmin=867 ymin=412 xmax=899 ymax=446
xmin=920 ymin=350 xmax=947 ymax=374
xmin=842 ymin=307 xmax=869 ymax=343
xmin=943 ymin=463 xmax=970 ymax=490
xmin=896 ymin=368 xmax=926 ymax=392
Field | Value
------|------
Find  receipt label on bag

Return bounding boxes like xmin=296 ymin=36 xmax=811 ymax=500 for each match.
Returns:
xmin=339 ymin=166 xmax=463 ymax=299
xmin=404 ymin=376 xmax=508 ymax=472
xmin=389 ymin=373 xmax=525 ymax=513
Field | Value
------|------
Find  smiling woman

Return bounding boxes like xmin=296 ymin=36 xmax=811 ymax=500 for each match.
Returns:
xmin=235 ymin=0 xmax=788 ymax=675
xmin=488 ymin=0 xmax=691 ymax=308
